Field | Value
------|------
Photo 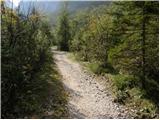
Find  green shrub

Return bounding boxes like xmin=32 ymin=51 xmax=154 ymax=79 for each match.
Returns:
xmin=101 ymin=63 xmax=117 ymax=74
xmin=144 ymin=78 xmax=159 ymax=104
xmin=113 ymin=74 xmax=140 ymax=90
xmin=115 ymin=90 xmax=130 ymax=104
xmin=88 ymin=62 xmax=117 ymax=75
xmin=88 ymin=63 xmax=101 ymax=74
xmin=128 ymin=88 xmax=158 ymax=119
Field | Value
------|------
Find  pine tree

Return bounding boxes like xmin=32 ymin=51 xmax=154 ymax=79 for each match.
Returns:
xmin=108 ymin=1 xmax=158 ymax=93
xmin=57 ymin=2 xmax=70 ymax=51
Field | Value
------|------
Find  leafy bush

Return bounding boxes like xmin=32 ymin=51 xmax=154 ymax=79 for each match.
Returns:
xmin=88 ymin=63 xmax=101 ymax=74
xmin=128 ymin=88 xmax=158 ymax=119
xmin=115 ymin=90 xmax=130 ymax=104
xmin=88 ymin=62 xmax=116 ymax=75
xmin=1 ymin=2 xmax=67 ymax=118
xmin=113 ymin=74 xmax=140 ymax=90
xmin=144 ymin=78 xmax=159 ymax=104
xmin=114 ymin=87 xmax=158 ymax=118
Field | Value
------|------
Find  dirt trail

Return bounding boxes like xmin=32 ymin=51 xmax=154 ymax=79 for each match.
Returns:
xmin=53 ymin=50 xmax=131 ymax=119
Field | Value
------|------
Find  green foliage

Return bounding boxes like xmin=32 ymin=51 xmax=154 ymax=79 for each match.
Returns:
xmin=56 ymin=3 xmax=71 ymax=51
xmin=69 ymin=1 xmax=158 ymax=103
xmin=69 ymin=5 xmax=113 ymax=63
xmin=13 ymin=57 xmax=68 ymax=118
xmin=113 ymin=74 xmax=140 ymax=91
xmin=67 ymin=1 xmax=158 ymax=118
xmin=88 ymin=63 xmax=102 ymax=74
xmin=113 ymin=82 xmax=159 ymax=118
xmin=88 ymin=62 xmax=116 ymax=75
xmin=1 ymin=2 xmax=68 ymax=118
xmin=144 ymin=78 xmax=159 ymax=103
xmin=109 ymin=1 xmax=159 ymax=106
xmin=127 ymin=88 xmax=158 ymax=119
xmin=110 ymin=1 xmax=159 ymax=83
xmin=115 ymin=90 xmax=130 ymax=104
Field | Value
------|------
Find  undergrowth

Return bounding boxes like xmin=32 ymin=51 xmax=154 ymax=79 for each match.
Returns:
xmin=7 ymin=53 xmax=69 ymax=118
xmin=110 ymin=74 xmax=159 ymax=119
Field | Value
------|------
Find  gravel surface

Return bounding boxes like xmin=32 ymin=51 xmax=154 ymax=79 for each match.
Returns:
xmin=53 ymin=50 xmax=131 ymax=119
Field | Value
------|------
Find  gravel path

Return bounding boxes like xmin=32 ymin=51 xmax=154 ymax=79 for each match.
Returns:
xmin=53 ymin=50 xmax=131 ymax=119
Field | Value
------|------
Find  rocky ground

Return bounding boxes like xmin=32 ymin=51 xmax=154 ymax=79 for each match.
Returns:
xmin=53 ymin=50 xmax=133 ymax=119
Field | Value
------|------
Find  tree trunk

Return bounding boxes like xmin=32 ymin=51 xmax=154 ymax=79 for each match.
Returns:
xmin=141 ymin=6 xmax=146 ymax=89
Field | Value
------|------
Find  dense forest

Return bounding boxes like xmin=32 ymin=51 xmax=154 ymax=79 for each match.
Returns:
xmin=1 ymin=0 xmax=159 ymax=119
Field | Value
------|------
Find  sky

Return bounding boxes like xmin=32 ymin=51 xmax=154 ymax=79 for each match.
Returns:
xmin=10 ymin=0 xmax=62 ymax=7
xmin=10 ymin=0 xmax=21 ymax=7
xmin=10 ymin=0 xmax=61 ymax=7
xmin=10 ymin=0 xmax=67 ymax=7
xmin=10 ymin=0 xmax=111 ymax=8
